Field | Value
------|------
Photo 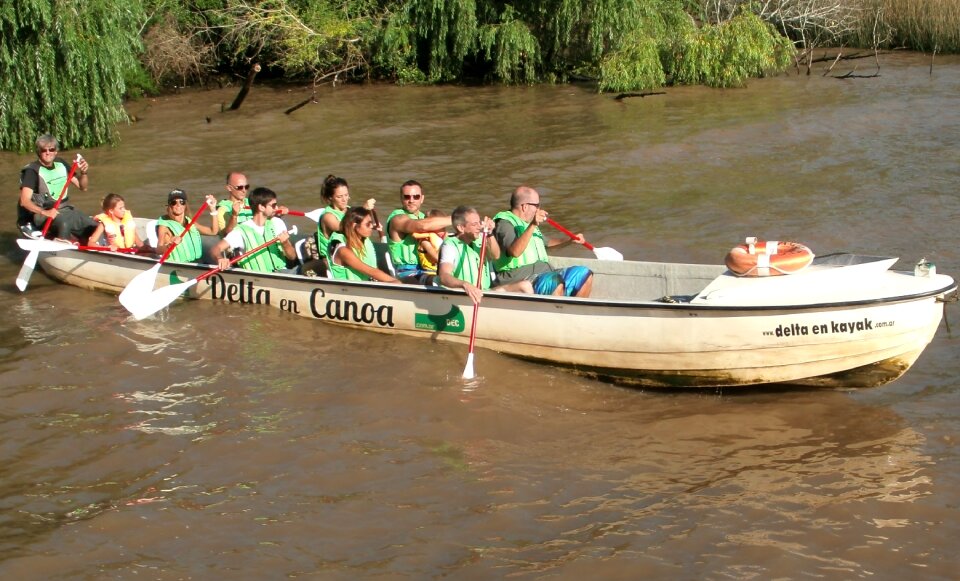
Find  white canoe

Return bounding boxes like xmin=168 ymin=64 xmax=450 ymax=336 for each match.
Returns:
xmin=29 ymin=233 xmax=956 ymax=389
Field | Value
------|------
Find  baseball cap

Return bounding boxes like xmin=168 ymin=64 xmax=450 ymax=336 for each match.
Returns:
xmin=168 ymin=189 xmax=187 ymax=204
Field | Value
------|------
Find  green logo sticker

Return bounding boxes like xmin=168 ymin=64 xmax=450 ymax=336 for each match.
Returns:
xmin=415 ymin=305 xmax=465 ymax=333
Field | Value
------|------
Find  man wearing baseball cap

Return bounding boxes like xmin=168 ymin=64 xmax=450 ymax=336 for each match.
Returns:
xmin=156 ymin=189 xmax=219 ymax=263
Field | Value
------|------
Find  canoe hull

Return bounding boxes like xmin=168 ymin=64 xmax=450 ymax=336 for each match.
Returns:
xmin=36 ymin=248 xmax=955 ymax=389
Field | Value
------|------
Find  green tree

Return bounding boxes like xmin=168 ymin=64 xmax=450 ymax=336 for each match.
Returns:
xmin=0 ymin=0 xmax=144 ymax=151
xmin=373 ymin=0 xmax=792 ymax=88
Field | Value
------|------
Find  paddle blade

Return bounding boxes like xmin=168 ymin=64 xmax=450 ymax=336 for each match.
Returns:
xmin=303 ymin=208 xmax=325 ymax=222
xmin=592 ymin=246 xmax=624 ymax=261
xmin=125 ymin=279 xmax=198 ymax=320
xmin=15 ymin=251 xmax=39 ymax=292
xmin=119 ymin=263 xmax=162 ymax=310
xmin=462 ymin=353 xmax=476 ymax=380
xmin=17 ymin=238 xmax=74 ymax=252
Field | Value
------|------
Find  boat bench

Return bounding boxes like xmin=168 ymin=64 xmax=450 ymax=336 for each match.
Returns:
xmin=550 ymin=256 xmax=725 ymax=301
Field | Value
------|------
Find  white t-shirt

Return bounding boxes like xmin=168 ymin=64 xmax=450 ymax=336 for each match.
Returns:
xmin=439 ymin=238 xmax=497 ymax=282
xmin=223 ymin=217 xmax=288 ymax=252
xmin=438 ymin=240 xmax=463 ymax=267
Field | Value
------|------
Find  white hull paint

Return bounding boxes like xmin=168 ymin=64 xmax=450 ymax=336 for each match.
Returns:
xmin=35 ymin=244 xmax=956 ymax=389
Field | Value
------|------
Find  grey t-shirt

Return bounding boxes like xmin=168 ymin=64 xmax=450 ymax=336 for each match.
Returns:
xmin=491 ymin=218 xmax=553 ymax=286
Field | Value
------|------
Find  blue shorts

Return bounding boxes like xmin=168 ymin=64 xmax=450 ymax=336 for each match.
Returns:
xmin=532 ymin=266 xmax=592 ymax=296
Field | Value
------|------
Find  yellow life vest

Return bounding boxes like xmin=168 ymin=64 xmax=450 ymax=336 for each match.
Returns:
xmin=413 ymin=231 xmax=445 ymax=274
xmin=95 ymin=210 xmax=136 ymax=248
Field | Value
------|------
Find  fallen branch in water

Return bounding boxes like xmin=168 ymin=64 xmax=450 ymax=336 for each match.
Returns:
xmin=810 ymin=50 xmax=885 ymax=63
xmin=285 ymin=91 xmax=317 ymax=115
xmin=614 ymin=92 xmax=666 ymax=100
xmin=229 ymin=63 xmax=261 ymax=111
xmin=835 ymin=70 xmax=881 ymax=79
xmin=832 ymin=47 xmax=882 ymax=79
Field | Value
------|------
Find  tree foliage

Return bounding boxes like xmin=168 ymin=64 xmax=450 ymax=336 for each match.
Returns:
xmin=9 ymin=0 xmax=956 ymax=150
xmin=0 ymin=0 xmax=144 ymax=151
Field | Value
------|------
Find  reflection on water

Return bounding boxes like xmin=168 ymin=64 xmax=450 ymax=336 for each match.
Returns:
xmin=0 ymin=54 xmax=958 ymax=578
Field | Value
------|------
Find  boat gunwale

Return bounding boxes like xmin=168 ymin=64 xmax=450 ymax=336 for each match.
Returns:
xmin=36 ymin=246 xmax=959 ymax=314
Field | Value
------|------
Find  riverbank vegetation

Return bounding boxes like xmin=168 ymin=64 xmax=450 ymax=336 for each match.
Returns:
xmin=3 ymin=0 xmax=960 ymax=151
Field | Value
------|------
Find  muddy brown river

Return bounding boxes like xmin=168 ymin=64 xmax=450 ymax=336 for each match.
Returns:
xmin=0 ymin=52 xmax=958 ymax=579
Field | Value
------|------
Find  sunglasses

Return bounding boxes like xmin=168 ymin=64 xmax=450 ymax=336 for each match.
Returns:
xmin=40 ymin=148 xmax=58 ymax=153
xmin=170 ymin=199 xmax=186 ymax=206
xmin=525 ymin=202 xmax=541 ymax=208
xmin=266 ymin=202 xmax=278 ymax=208
xmin=231 ymin=184 xmax=250 ymax=191
xmin=402 ymin=194 xmax=422 ymax=200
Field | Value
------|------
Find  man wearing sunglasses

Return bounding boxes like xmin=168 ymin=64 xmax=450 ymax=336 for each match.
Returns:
xmin=212 ymin=187 xmax=297 ymax=273
xmin=156 ymin=190 xmax=220 ymax=263
xmin=17 ymin=134 xmax=97 ymax=241
xmin=491 ymin=186 xmax=593 ymax=297
xmin=216 ymin=172 xmax=254 ymax=235
xmin=385 ymin=180 xmax=452 ymax=284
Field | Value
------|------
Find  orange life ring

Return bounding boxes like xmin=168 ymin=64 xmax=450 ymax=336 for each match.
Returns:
xmin=725 ymin=239 xmax=814 ymax=277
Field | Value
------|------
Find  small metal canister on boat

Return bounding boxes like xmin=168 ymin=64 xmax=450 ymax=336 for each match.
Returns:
xmin=915 ymin=258 xmax=936 ymax=277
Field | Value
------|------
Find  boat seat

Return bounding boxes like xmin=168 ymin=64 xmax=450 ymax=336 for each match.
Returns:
xmin=145 ymin=219 xmax=159 ymax=248
xmin=294 ymin=238 xmax=307 ymax=265
xmin=373 ymin=242 xmax=396 ymax=277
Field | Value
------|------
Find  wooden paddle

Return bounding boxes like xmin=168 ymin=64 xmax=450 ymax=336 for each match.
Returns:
xmin=546 ymin=218 xmax=624 ymax=261
xmin=123 ymin=232 xmax=290 ymax=321
xmin=462 ymin=229 xmax=490 ymax=380
xmin=16 ymin=157 xmax=81 ymax=291
xmin=118 ymin=205 xmax=208 ymax=313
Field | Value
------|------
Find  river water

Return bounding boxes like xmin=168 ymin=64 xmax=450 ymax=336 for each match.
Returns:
xmin=1 ymin=52 xmax=959 ymax=579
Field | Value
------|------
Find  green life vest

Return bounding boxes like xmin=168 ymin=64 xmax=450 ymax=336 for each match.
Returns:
xmin=329 ymin=232 xmax=377 ymax=281
xmin=22 ymin=160 xmax=69 ymax=209
xmin=235 ymin=220 xmax=286 ymax=272
xmin=386 ymin=208 xmax=424 ymax=268
xmin=157 ymin=217 xmax=203 ymax=263
xmin=38 ymin=161 xmax=69 ymax=202
xmin=217 ymin=198 xmax=253 ymax=225
xmin=492 ymin=210 xmax=548 ymax=273
xmin=442 ymin=236 xmax=491 ymax=290
xmin=316 ymin=206 xmax=341 ymax=261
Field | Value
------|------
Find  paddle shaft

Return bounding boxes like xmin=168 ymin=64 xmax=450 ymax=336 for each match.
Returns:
xmin=466 ymin=230 xmax=490 ymax=356
xmin=546 ymin=218 xmax=596 ymax=251
xmin=40 ymin=159 xmax=81 ymax=237
xmin=195 ymin=235 xmax=285 ymax=284
xmin=244 ymin=206 xmax=323 ymax=222
xmin=157 ymin=205 xmax=208 ymax=263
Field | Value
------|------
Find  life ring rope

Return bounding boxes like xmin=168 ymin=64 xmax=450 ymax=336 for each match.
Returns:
xmin=725 ymin=238 xmax=814 ymax=277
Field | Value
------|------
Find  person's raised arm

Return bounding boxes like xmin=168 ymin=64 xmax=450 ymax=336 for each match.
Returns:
xmin=193 ymin=195 xmax=220 ymax=236
xmin=481 ymin=217 xmax=500 ymax=261
xmin=277 ymin=230 xmax=296 ymax=261
xmin=392 ymin=213 xmax=453 ymax=237
xmin=73 ymin=157 xmax=89 ymax=191
xmin=321 ymin=212 xmax=341 ymax=239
